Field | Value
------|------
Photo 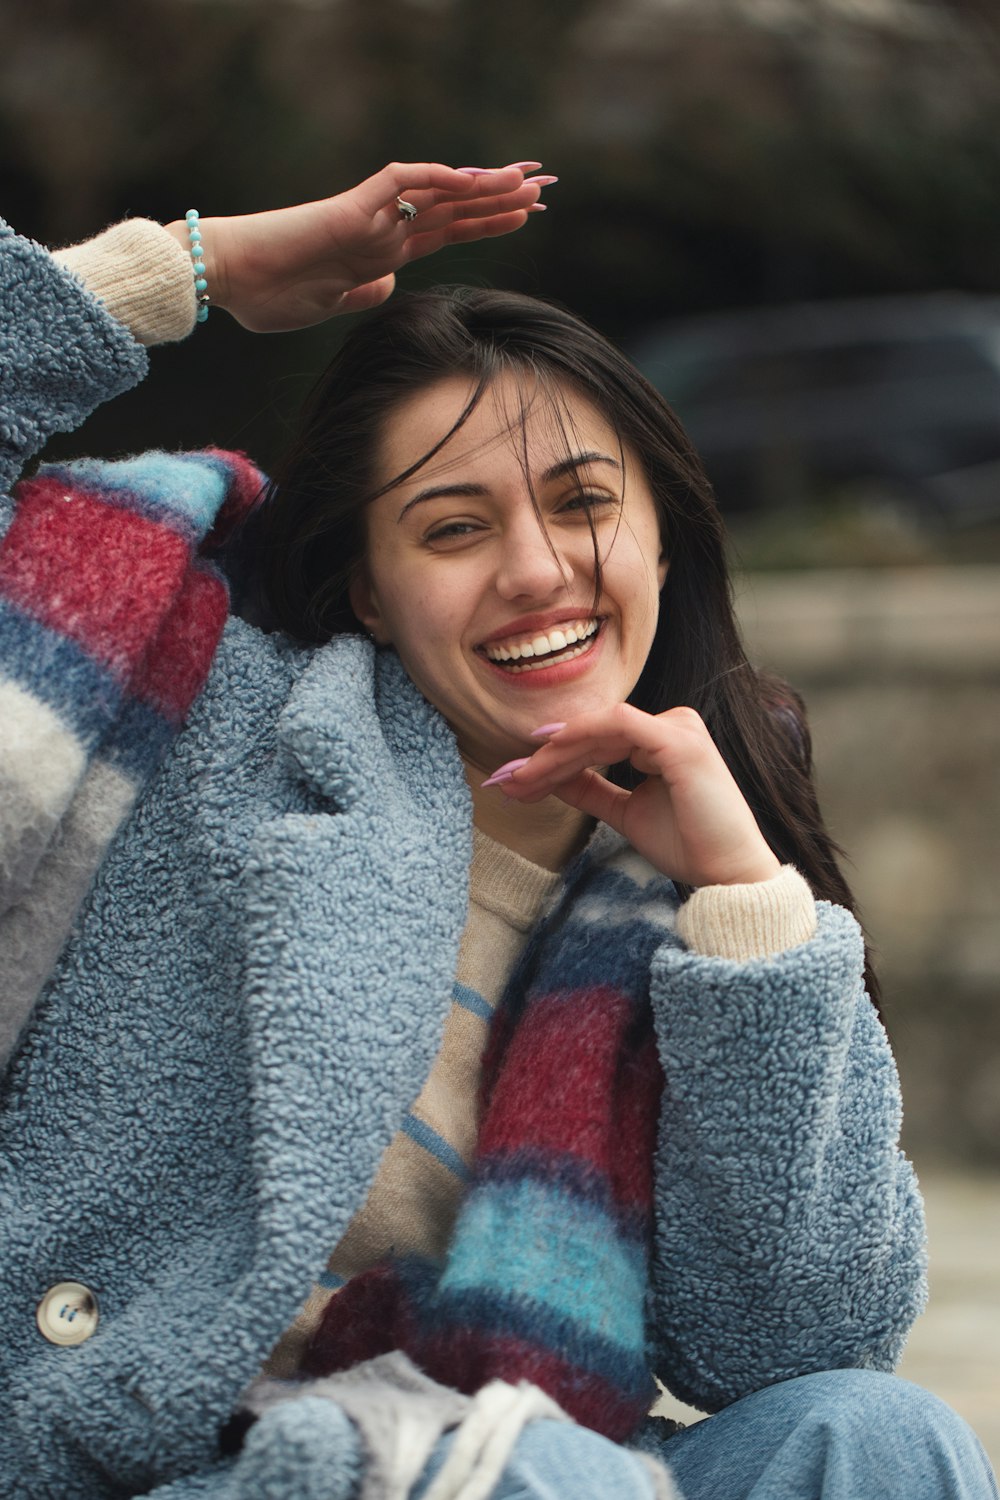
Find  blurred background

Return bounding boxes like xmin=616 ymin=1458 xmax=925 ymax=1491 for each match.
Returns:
xmin=2 ymin=0 xmax=998 ymax=1463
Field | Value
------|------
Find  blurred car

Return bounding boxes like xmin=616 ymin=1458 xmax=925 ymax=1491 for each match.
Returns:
xmin=628 ymin=294 xmax=1000 ymax=524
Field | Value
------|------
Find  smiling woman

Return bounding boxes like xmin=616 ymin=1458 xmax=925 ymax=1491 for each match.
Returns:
xmin=246 ymin=287 xmax=858 ymax=898
xmin=0 ymin=168 xmax=995 ymax=1500
xmin=351 ymin=374 xmax=665 ymax=771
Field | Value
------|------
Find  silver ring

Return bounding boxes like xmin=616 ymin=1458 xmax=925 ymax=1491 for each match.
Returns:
xmin=395 ymin=195 xmax=417 ymax=223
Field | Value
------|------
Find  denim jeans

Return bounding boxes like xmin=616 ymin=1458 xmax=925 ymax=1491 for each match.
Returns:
xmin=413 ymin=1371 xmax=998 ymax=1500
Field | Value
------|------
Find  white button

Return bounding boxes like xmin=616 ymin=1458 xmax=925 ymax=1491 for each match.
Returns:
xmin=36 ymin=1282 xmax=99 ymax=1346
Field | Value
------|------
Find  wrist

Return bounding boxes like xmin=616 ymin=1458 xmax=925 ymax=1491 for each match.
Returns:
xmin=714 ymin=851 xmax=783 ymax=886
xmin=165 ymin=215 xmax=230 ymax=317
xmin=163 ymin=220 xmax=189 ymax=254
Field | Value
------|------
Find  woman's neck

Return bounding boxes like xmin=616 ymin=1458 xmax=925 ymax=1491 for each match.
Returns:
xmin=463 ymin=758 xmax=593 ymax=873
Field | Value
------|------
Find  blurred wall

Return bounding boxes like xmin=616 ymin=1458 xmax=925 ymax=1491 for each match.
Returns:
xmin=739 ymin=565 xmax=1000 ymax=1166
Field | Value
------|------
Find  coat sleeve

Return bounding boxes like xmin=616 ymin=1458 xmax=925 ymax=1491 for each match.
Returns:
xmin=647 ymin=901 xmax=927 ymax=1413
xmin=0 ymin=218 xmax=150 ymax=512
xmin=0 ymin=222 xmax=255 ymax=1068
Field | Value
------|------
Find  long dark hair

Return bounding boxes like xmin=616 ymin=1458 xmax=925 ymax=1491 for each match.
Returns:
xmin=242 ymin=286 xmax=880 ymax=1010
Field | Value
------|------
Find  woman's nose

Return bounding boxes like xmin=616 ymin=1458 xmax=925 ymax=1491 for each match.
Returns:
xmin=494 ymin=515 xmax=574 ymax=601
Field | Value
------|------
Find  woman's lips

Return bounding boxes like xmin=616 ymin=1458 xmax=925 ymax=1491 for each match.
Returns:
xmin=477 ymin=619 xmax=606 ymax=686
xmin=481 ymin=616 xmax=600 ymax=664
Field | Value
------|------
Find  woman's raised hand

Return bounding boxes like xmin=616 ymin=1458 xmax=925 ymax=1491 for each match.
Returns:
xmin=166 ymin=162 xmax=547 ymax=333
xmin=485 ymin=705 xmax=782 ymax=888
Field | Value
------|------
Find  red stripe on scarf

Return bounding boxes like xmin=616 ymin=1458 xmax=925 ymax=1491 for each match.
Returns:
xmin=130 ymin=563 xmax=230 ymax=724
xmin=301 ymin=1263 xmax=415 ymax=1377
xmin=0 ymin=478 xmax=191 ymax=676
xmin=478 ymin=986 xmax=661 ymax=1214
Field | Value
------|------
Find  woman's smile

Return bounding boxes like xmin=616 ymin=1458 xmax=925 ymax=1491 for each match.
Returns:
xmin=477 ymin=614 xmax=605 ymax=682
xmin=349 ymin=371 xmax=667 ymax=769
xmin=478 ymin=611 xmax=601 ymax=663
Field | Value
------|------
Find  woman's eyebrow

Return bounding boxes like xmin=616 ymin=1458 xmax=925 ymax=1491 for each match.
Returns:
xmin=396 ymin=452 xmax=622 ymax=523
xmin=398 ymin=482 xmax=487 ymax=523
xmin=542 ymin=452 xmax=622 ymax=484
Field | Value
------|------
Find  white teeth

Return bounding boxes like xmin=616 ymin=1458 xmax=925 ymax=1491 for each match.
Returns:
xmin=501 ymin=640 xmax=595 ymax=673
xmin=483 ymin=618 xmax=600 ymax=666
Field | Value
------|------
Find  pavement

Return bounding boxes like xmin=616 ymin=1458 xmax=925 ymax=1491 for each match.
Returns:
xmin=653 ymin=1170 xmax=1000 ymax=1475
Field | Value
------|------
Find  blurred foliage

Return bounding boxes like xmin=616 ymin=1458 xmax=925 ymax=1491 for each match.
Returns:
xmin=2 ymin=0 xmax=1000 ymax=473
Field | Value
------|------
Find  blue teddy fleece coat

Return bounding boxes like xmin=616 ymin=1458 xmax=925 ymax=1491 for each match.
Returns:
xmin=0 ymin=224 xmax=927 ymax=1499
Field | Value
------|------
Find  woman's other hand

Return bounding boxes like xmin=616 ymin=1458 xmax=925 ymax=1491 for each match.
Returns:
xmin=165 ymin=162 xmax=548 ymax=333
xmin=484 ymin=706 xmax=782 ymax=888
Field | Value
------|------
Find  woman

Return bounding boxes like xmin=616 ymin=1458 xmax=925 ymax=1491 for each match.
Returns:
xmin=0 ymin=164 xmax=993 ymax=1500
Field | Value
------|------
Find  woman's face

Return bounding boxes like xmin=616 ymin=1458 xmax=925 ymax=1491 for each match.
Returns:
xmin=350 ymin=373 xmax=667 ymax=772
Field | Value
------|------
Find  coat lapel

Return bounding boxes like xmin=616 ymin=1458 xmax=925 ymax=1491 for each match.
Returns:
xmin=238 ymin=637 xmax=473 ymax=1308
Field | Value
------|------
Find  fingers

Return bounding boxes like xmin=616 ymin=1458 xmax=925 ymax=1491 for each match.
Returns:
xmin=358 ymin=161 xmax=529 ymax=219
xmin=396 ymin=192 xmax=541 ymax=255
xmin=424 ymin=176 xmax=552 ymax=223
xmin=456 ymin=175 xmax=550 ymax=221
xmin=446 ymin=209 xmax=534 ymax=244
xmin=493 ymin=705 xmax=703 ymax=799
xmin=482 ymin=706 xmax=731 ymax=833
xmin=406 ymin=208 xmax=531 ymax=260
xmin=485 ymin=707 xmax=781 ymax=887
xmin=532 ymin=766 xmax=634 ymax=831
xmin=401 ymin=173 xmax=546 ymax=256
xmin=367 ymin=163 xmax=553 ymax=236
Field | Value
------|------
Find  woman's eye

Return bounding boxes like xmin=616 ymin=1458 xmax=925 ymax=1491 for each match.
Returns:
xmin=560 ymin=490 xmax=618 ymax=516
xmin=424 ymin=520 xmax=485 ymax=543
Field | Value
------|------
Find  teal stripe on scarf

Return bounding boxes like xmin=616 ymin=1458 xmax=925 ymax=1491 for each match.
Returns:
xmin=438 ymin=1175 xmax=648 ymax=1350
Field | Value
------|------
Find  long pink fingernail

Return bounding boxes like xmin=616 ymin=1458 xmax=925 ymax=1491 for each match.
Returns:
xmin=481 ymin=756 xmax=531 ymax=788
xmin=527 ymin=204 xmax=547 ymax=213
xmin=457 ymin=167 xmax=495 ymax=175
xmin=530 ymin=722 xmax=566 ymax=738
xmin=526 ymin=174 xmax=559 ymax=186
xmin=508 ymin=160 xmax=543 ymax=171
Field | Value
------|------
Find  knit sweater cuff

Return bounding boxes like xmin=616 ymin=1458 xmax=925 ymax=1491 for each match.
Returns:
xmin=51 ymin=219 xmax=196 ymax=346
xmin=675 ymin=865 xmax=817 ymax=960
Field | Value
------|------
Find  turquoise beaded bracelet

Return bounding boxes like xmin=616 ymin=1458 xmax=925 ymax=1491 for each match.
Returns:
xmin=184 ymin=209 xmax=210 ymax=323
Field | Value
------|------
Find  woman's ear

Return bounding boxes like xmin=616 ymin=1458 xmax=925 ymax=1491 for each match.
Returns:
xmin=657 ymin=553 xmax=669 ymax=590
xmin=348 ymin=565 xmax=392 ymax=644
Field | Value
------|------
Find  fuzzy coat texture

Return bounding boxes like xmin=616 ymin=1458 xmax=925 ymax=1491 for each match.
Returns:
xmin=0 ymin=222 xmax=927 ymax=1499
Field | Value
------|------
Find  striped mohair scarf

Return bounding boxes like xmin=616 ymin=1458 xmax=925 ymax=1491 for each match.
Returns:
xmin=302 ymin=840 xmax=673 ymax=1443
xmin=0 ymin=448 xmax=261 ymax=1066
